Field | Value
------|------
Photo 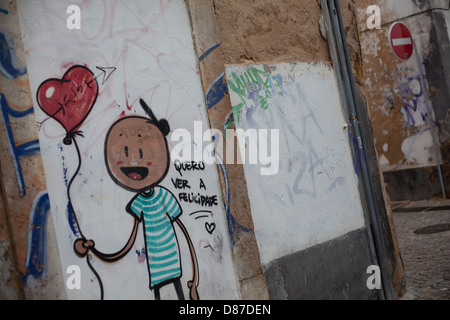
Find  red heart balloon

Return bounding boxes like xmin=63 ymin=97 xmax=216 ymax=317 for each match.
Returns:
xmin=37 ymin=65 xmax=98 ymax=138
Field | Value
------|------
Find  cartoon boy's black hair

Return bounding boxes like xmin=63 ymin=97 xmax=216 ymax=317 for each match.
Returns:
xmin=139 ymin=98 xmax=170 ymax=136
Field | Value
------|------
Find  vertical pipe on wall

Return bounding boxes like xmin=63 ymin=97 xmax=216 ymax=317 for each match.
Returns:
xmin=322 ymin=0 xmax=395 ymax=300
xmin=334 ymin=0 xmax=395 ymax=300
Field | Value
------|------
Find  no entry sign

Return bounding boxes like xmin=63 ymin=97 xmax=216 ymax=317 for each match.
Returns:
xmin=389 ymin=22 xmax=413 ymax=61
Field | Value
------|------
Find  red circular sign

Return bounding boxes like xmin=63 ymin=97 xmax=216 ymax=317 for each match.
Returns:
xmin=389 ymin=22 xmax=413 ymax=61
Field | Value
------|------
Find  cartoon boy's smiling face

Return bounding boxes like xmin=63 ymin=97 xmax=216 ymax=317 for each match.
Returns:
xmin=104 ymin=116 xmax=170 ymax=192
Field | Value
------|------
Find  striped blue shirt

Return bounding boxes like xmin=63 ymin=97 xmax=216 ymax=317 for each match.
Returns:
xmin=128 ymin=187 xmax=182 ymax=287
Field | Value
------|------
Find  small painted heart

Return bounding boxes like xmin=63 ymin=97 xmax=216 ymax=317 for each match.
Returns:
xmin=37 ymin=65 xmax=98 ymax=135
xmin=205 ymin=222 xmax=216 ymax=234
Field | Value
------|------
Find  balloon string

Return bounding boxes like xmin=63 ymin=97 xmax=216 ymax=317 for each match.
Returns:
xmin=67 ymin=137 xmax=104 ymax=300
xmin=66 ymin=137 xmax=83 ymax=238
xmin=86 ymin=254 xmax=104 ymax=300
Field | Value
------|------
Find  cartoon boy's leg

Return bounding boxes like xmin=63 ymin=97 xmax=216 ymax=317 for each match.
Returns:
xmin=153 ymin=279 xmax=185 ymax=300
xmin=154 ymin=286 xmax=161 ymax=300
xmin=173 ymin=279 xmax=185 ymax=300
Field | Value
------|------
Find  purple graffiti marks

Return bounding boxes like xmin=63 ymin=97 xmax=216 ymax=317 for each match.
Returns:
xmin=135 ymin=248 xmax=146 ymax=264
xmin=391 ymin=67 xmax=430 ymax=127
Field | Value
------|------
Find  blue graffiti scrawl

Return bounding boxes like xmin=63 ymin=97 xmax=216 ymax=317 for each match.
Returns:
xmin=21 ymin=191 xmax=51 ymax=282
xmin=0 ymin=30 xmax=27 ymax=79
xmin=206 ymin=72 xmax=228 ymax=110
xmin=0 ymin=22 xmax=50 ymax=286
xmin=199 ymin=43 xmax=229 ymax=110
xmin=0 ymin=94 xmax=40 ymax=197
xmin=198 ymin=43 xmax=252 ymax=245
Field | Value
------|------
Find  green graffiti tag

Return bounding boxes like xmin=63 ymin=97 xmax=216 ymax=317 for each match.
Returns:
xmin=227 ymin=65 xmax=286 ymax=125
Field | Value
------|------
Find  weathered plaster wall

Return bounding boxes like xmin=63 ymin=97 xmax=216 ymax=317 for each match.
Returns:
xmin=357 ymin=0 xmax=450 ymax=200
xmin=213 ymin=0 xmax=331 ymax=64
xmin=186 ymin=0 xmax=269 ymax=300
xmin=211 ymin=0 xmax=404 ymax=299
xmin=0 ymin=178 xmax=21 ymax=299
xmin=225 ymin=61 xmax=366 ymax=266
xmin=0 ymin=0 xmax=65 ymax=299
xmin=358 ymin=0 xmax=435 ymax=171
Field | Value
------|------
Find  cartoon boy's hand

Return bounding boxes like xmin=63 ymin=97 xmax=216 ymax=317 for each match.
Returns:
xmin=74 ymin=238 xmax=95 ymax=258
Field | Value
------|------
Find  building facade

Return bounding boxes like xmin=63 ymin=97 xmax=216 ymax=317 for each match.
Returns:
xmin=0 ymin=0 xmax=414 ymax=300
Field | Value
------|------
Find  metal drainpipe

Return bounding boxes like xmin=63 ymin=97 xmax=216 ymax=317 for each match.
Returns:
xmin=322 ymin=0 xmax=395 ymax=300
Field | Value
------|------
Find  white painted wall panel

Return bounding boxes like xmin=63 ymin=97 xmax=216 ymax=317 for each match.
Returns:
xmin=17 ymin=0 xmax=240 ymax=300
xmin=226 ymin=62 xmax=365 ymax=265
